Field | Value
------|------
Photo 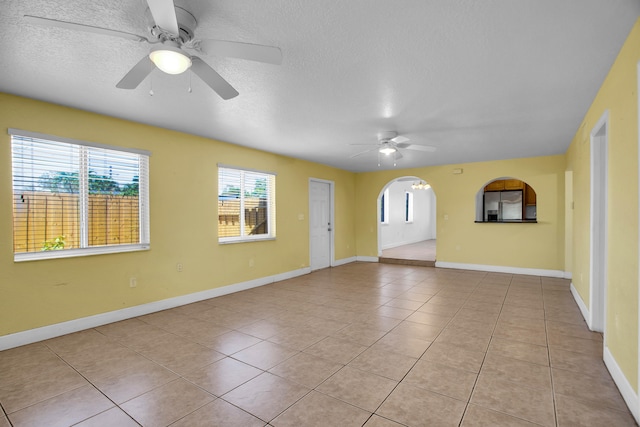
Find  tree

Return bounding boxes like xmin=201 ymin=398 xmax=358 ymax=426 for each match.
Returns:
xmin=121 ymin=176 xmax=139 ymax=196
xmin=220 ymin=185 xmax=241 ymax=198
xmin=39 ymin=171 xmax=128 ymax=195
xmin=246 ymin=178 xmax=267 ymax=198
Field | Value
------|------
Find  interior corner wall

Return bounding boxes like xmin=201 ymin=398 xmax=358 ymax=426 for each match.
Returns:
xmin=565 ymin=18 xmax=640 ymax=393
xmin=0 ymin=93 xmax=357 ymax=338
xmin=355 ymin=155 xmax=566 ymax=271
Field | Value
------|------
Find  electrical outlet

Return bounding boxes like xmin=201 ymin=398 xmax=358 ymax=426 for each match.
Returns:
xmin=176 ymin=263 xmax=183 ymax=272
xmin=129 ymin=277 xmax=137 ymax=288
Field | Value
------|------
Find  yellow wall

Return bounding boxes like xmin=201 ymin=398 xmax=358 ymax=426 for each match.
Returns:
xmin=566 ymin=19 xmax=640 ymax=391
xmin=355 ymin=155 xmax=566 ymax=271
xmin=0 ymin=93 xmax=357 ymax=336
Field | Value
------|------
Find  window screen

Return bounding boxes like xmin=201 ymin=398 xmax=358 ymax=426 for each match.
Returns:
xmin=10 ymin=130 xmax=150 ymax=260
xmin=218 ymin=166 xmax=275 ymax=242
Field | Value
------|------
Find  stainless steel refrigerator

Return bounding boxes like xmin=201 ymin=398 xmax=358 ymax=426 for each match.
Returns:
xmin=484 ymin=191 xmax=522 ymax=221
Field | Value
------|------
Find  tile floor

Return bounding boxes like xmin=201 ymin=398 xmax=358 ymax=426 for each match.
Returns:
xmin=381 ymin=240 xmax=436 ymax=262
xmin=0 ymin=263 xmax=637 ymax=426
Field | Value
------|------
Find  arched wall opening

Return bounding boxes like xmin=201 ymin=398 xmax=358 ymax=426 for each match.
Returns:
xmin=475 ymin=177 xmax=537 ymax=222
xmin=377 ymin=176 xmax=437 ymax=259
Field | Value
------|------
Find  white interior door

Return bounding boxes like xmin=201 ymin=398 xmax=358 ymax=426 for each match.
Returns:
xmin=310 ymin=180 xmax=332 ymax=270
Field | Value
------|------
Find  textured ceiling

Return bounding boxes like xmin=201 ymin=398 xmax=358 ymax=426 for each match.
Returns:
xmin=1 ymin=1 xmax=638 ymax=172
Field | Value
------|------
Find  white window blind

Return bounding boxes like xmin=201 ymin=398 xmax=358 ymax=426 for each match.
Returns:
xmin=218 ymin=166 xmax=275 ymax=243
xmin=10 ymin=131 xmax=150 ymax=261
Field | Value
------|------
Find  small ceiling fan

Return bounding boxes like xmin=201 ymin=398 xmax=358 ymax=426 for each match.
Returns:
xmin=350 ymin=131 xmax=436 ymax=165
xmin=23 ymin=0 xmax=283 ymax=100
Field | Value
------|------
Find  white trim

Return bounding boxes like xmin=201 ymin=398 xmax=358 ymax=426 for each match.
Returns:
xmin=563 ymin=272 xmax=573 ymax=280
xmin=8 ymin=128 xmax=151 ymax=156
xmin=333 ymin=256 xmax=356 ymax=267
xmin=435 ymin=261 xmax=566 ymax=278
xmin=604 ymin=346 xmax=640 ymax=424
xmin=637 ymin=60 xmax=640 ymax=423
xmin=570 ymin=282 xmax=590 ymax=325
xmin=216 ymin=163 xmax=277 ymax=176
xmin=14 ymin=244 xmax=150 ymax=262
xmin=357 ymin=256 xmax=379 ymax=262
xmin=589 ymin=110 xmax=609 ymax=333
xmin=309 ymin=178 xmax=335 ymax=271
xmin=0 ymin=267 xmax=310 ymax=351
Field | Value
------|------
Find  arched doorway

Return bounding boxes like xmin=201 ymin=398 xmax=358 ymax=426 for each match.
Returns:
xmin=377 ymin=176 xmax=436 ymax=266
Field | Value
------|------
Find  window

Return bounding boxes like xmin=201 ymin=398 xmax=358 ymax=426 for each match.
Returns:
xmin=380 ymin=188 xmax=389 ymax=224
xmin=10 ymin=129 xmax=150 ymax=261
xmin=405 ymin=191 xmax=414 ymax=223
xmin=218 ymin=165 xmax=276 ymax=243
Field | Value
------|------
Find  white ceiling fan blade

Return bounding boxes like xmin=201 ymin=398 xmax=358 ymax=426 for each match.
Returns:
xmin=147 ymin=0 xmax=179 ymax=35
xmin=116 ymin=56 xmax=155 ymax=89
xmin=390 ymin=135 xmax=410 ymax=144
xmin=199 ymin=40 xmax=283 ymax=65
xmin=349 ymin=148 xmax=378 ymax=158
xmin=24 ymin=15 xmax=148 ymax=42
xmin=395 ymin=151 xmax=404 ymax=160
xmin=401 ymin=144 xmax=437 ymax=152
xmin=191 ymin=57 xmax=239 ymax=100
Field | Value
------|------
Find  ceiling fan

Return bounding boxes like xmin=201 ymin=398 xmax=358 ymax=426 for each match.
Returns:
xmin=23 ymin=0 xmax=282 ymax=100
xmin=350 ymin=131 xmax=436 ymax=165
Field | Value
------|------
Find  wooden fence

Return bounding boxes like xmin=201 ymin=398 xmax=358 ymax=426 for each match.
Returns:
xmin=218 ymin=198 xmax=268 ymax=237
xmin=12 ymin=191 xmax=139 ymax=253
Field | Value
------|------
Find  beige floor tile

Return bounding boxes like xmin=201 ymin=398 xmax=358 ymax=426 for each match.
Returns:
xmin=269 ymin=352 xmax=343 ymax=388
xmin=7 ymin=385 xmax=113 ymax=427
xmin=371 ymin=331 xmax=432 ymax=358
xmin=232 ymin=340 xmax=298 ymax=370
xmin=0 ymin=344 xmax=60 ymax=380
xmin=187 ymin=357 xmax=265 ymax=396
xmin=141 ymin=339 xmax=226 ymax=375
xmin=222 ymin=372 xmax=310 ymax=422
xmin=375 ymin=305 xmax=414 ymax=320
xmin=487 ymin=337 xmax=549 ymax=366
xmin=461 ymin=404 xmax=540 ymax=426
xmin=492 ymin=323 xmax=547 ymax=347
xmin=74 ymin=407 xmax=139 ymax=427
xmin=384 ymin=298 xmax=424 ymax=311
xmin=391 ymin=321 xmax=444 ymax=341
xmin=363 ymin=414 xmax=405 ymax=426
xmin=552 ymin=368 xmax=628 ymax=411
xmin=0 ymin=363 xmax=88 ymax=413
xmin=481 ymin=353 xmax=551 ymax=390
xmin=121 ymin=378 xmax=214 ymax=426
xmin=331 ymin=323 xmax=387 ymax=346
xmin=171 ymin=399 xmax=265 ymax=427
xmin=555 ymin=394 xmax=637 ymax=427
xmin=267 ymin=327 xmax=327 ymax=351
xmin=421 ymin=342 xmax=485 ymax=373
xmin=470 ymin=374 xmax=555 ymax=426
xmin=356 ymin=315 xmax=403 ymax=332
xmin=496 ymin=313 xmax=546 ymax=332
xmin=403 ymin=360 xmax=477 ymax=400
xmin=272 ymin=390 xmax=371 ymax=427
xmin=204 ymin=330 xmax=263 ymax=355
xmin=546 ymin=319 xmax=603 ymax=341
xmin=348 ymin=347 xmax=417 ymax=381
xmin=547 ymin=334 xmax=602 ymax=356
xmin=237 ymin=319 xmax=290 ymax=340
xmin=549 ymin=347 xmax=610 ymax=378
xmin=0 ymin=414 xmax=9 ymax=427
xmin=92 ymin=360 xmax=178 ymax=404
xmin=376 ymin=382 xmax=466 ymax=427
xmin=44 ymin=330 xmax=112 ymax=356
xmin=435 ymin=327 xmax=491 ymax=353
xmin=303 ymin=337 xmax=367 ymax=364
xmin=417 ymin=301 xmax=460 ymax=316
xmin=500 ymin=305 xmax=545 ymax=320
xmin=316 ymin=366 xmax=397 ymax=412
xmin=63 ymin=344 xmax=155 ymax=382
xmin=405 ymin=311 xmax=451 ymax=327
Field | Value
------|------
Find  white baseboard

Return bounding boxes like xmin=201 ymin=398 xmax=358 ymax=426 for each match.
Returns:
xmin=0 ymin=267 xmax=311 ymax=351
xmin=356 ymin=256 xmax=379 ymax=262
xmin=570 ymin=282 xmax=591 ymax=327
xmin=603 ymin=345 xmax=640 ymax=424
xmin=333 ymin=256 xmax=356 ymax=267
xmin=564 ymin=271 xmax=573 ymax=279
xmin=434 ymin=261 xmax=567 ymax=278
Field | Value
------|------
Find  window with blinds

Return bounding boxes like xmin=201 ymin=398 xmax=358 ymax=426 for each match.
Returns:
xmin=218 ymin=165 xmax=275 ymax=243
xmin=10 ymin=129 xmax=150 ymax=261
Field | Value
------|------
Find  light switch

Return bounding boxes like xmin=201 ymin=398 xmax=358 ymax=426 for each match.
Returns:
xmin=298 ymin=213 xmax=304 ymax=220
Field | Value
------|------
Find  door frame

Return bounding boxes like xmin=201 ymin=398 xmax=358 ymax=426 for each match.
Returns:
xmin=308 ymin=178 xmax=335 ymax=270
xmin=589 ymin=110 xmax=609 ymax=333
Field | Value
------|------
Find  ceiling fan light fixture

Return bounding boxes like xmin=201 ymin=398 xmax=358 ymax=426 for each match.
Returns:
xmin=379 ymin=145 xmax=397 ymax=155
xmin=149 ymin=44 xmax=192 ymax=75
xmin=411 ymin=181 xmax=431 ymax=190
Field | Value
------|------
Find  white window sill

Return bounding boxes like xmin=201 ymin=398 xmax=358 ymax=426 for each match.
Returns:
xmin=219 ymin=236 xmax=276 ymax=245
xmin=14 ymin=244 xmax=150 ymax=262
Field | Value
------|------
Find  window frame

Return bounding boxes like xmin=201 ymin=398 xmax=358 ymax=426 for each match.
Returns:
xmin=405 ymin=191 xmax=414 ymax=223
xmin=380 ymin=188 xmax=390 ymax=225
xmin=217 ymin=164 xmax=276 ymax=244
xmin=9 ymin=129 xmax=151 ymax=262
